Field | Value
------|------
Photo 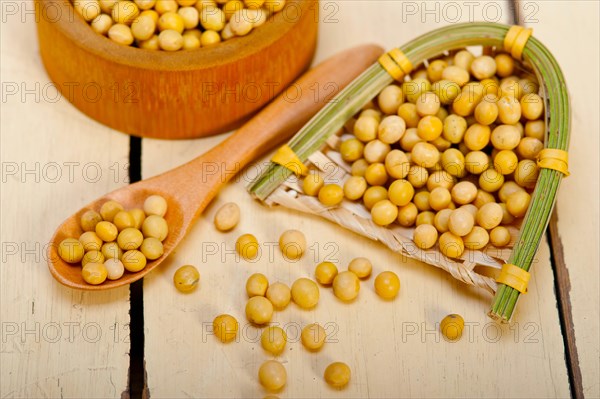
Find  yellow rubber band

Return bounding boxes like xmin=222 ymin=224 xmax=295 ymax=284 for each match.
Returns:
xmin=537 ymin=148 xmax=570 ymax=176
xmin=503 ymin=25 xmax=533 ymax=60
xmin=388 ymin=48 xmax=413 ymax=75
xmin=378 ymin=53 xmax=405 ymax=82
xmin=511 ymin=28 xmax=533 ymax=60
xmin=497 ymin=263 xmax=531 ymax=294
xmin=271 ymin=144 xmax=308 ymax=176
xmin=503 ymin=25 xmax=524 ymax=53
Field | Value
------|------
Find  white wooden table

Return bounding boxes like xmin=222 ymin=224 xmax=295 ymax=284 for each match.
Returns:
xmin=1 ymin=1 xmax=598 ymax=398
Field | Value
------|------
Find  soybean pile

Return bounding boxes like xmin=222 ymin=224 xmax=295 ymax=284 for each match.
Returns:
xmin=206 ymin=202 xmax=403 ymax=392
xmin=305 ymin=49 xmax=544 ymax=259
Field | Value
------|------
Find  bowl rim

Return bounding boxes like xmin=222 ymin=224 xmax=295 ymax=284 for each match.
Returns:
xmin=40 ymin=0 xmax=312 ymax=71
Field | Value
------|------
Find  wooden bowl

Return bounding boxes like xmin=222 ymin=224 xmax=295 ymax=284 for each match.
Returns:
xmin=35 ymin=0 xmax=318 ymax=139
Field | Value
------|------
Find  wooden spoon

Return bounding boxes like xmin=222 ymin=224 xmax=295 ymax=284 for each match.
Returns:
xmin=48 ymin=44 xmax=385 ymax=290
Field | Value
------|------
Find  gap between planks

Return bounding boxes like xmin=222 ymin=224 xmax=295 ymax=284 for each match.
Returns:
xmin=125 ymin=136 xmax=149 ymax=399
xmin=548 ymin=212 xmax=584 ymax=399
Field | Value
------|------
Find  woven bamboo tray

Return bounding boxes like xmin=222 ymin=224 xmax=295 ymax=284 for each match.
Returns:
xmin=249 ymin=22 xmax=570 ymax=321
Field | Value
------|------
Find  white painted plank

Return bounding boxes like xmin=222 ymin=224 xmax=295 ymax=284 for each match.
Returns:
xmin=0 ymin=12 xmax=130 ymax=398
xmin=519 ymin=1 xmax=600 ymax=397
xmin=142 ymin=2 xmax=569 ymax=397
xmin=313 ymin=0 xmax=514 ymax=63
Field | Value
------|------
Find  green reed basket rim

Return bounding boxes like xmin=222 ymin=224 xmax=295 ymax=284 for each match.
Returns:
xmin=248 ymin=22 xmax=570 ymax=322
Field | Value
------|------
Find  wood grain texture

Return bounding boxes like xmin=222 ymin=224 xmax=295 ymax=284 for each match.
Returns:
xmin=518 ymin=1 xmax=600 ymax=397
xmin=140 ymin=2 xmax=570 ymax=397
xmin=46 ymin=44 xmax=383 ymax=291
xmin=0 ymin=11 xmax=130 ymax=398
xmin=35 ymin=0 xmax=318 ymax=139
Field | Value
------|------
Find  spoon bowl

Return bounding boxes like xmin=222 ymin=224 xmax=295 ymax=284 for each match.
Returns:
xmin=47 ymin=44 xmax=385 ymax=290
xmin=49 ymin=186 xmax=186 ymax=290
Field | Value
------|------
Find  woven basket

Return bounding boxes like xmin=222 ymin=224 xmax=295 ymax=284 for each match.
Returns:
xmin=249 ymin=22 xmax=570 ymax=321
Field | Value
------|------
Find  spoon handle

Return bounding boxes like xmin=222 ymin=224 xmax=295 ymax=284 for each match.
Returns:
xmin=208 ymin=44 xmax=385 ymax=170
xmin=152 ymin=44 xmax=384 ymax=217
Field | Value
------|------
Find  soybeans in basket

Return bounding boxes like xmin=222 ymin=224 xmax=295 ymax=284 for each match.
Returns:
xmin=304 ymin=49 xmax=543 ymax=259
